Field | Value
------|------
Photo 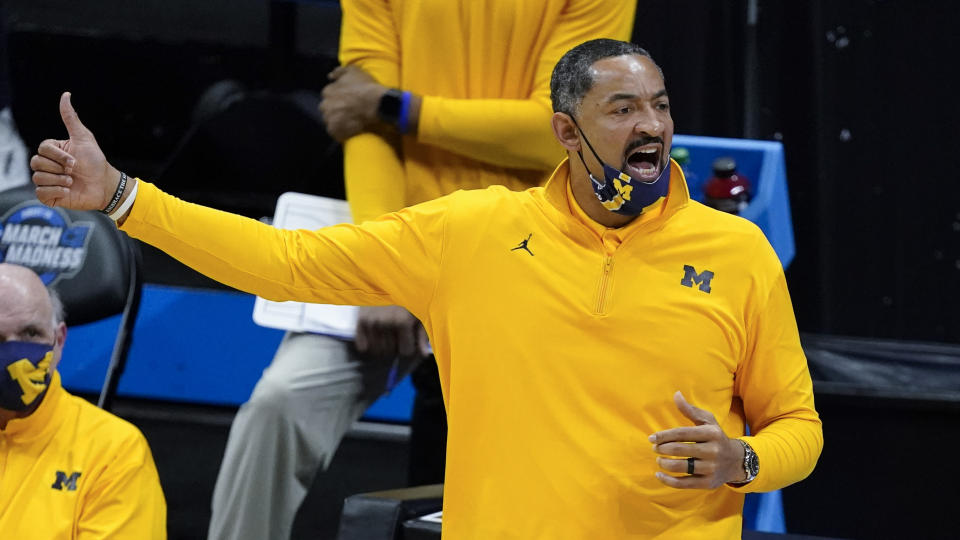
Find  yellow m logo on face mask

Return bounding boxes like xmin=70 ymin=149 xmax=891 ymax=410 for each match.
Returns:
xmin=6 ymin=351 xmax=53 ymax=405
xmin=612 ymin=177 xmax=633 ymax=201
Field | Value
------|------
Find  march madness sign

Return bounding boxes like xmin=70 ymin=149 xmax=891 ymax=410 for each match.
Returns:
xmin=0 ymin=202 xmax=95 ymax=285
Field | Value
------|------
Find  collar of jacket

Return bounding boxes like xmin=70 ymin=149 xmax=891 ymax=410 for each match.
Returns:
xmin=540 ymin=157 xmax=691 ymax=240
xmin=2 ymin=371 xmax=65 ymax=442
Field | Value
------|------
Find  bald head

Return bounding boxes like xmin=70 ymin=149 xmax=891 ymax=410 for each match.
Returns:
xmin=0 ymin=264 xmax=63 ymax=343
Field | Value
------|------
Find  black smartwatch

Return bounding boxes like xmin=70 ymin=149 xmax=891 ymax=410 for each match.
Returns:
xmin=377 ymin=88 xmax=404 ymax=125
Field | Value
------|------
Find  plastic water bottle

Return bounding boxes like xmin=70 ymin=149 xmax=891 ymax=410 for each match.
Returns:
xmin=670 ymin=146 xmax=699 ymax=196
xmin=704 ymin=156 xmax=751 ymax=214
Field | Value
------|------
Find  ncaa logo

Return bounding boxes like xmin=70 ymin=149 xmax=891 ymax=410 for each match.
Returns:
xmin=0 ymin=202 xmax=95 ymax=286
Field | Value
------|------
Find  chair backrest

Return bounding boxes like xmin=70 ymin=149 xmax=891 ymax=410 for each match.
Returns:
xmin=0 ymin=184 xmax=142 ymax=411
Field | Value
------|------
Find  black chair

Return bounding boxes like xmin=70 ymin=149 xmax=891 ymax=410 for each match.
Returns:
xmin=337 ymin=484 xmax=443 ymax=540
xmin=0 ymin=184 xmax=142 ymax=411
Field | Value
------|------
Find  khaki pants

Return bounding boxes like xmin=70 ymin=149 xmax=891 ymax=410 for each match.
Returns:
xmin=207 ymin=332 xmax=420 ymax=540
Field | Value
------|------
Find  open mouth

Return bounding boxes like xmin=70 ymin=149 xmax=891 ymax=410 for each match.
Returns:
xmin=625 ymin=144 xmax=662 ymax=181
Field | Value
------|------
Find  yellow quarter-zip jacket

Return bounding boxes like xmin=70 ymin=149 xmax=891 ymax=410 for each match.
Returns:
xmin=121 ymin=159 xmax=822 ymax=539
xmin=339 ymin=0 xmax=637 ymax=222
xmin=0 ymin=372 xmax=166 ymax=539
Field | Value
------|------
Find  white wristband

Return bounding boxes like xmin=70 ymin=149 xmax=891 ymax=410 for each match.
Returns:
xmin=108 ymin=178 xmax=138 ymax=221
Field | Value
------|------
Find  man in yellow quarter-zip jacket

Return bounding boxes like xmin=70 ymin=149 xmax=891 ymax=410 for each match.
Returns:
xmin=31 ymin=38 xmax=822 ymax=539
xmin=0 ymin=263 xmax=166 ymax=539
xmin=206 ymin=2 xmax=635 ymax=539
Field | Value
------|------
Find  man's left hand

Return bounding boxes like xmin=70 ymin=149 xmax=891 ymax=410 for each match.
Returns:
xmin=649 ymin=391 xmax=747 ymax=489
xmin=319 ymin=65 xmax=387 ymax=142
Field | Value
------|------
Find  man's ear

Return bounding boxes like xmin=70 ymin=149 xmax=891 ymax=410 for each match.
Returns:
xmin=54 ymin=322 xmax=67 ymax=349
xmin=551 ymin=112 xmax=581 ymax=153
xmin=50 ymin=322 xmax=67 ymax=372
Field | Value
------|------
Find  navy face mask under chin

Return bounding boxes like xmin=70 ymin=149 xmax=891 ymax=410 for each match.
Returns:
xmin=573 ymin=122 xmax=671 ymax=216
xmin=0 ymin=341 xmax=55 ymax=412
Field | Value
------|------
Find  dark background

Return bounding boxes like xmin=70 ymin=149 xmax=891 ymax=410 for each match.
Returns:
xmin=3 ymin=1 xmax=959 ymax=539
xmin=6 ymin=0 xmax=958 ymax=343
xmin=632 ymin=0 xmax=960 ymax=345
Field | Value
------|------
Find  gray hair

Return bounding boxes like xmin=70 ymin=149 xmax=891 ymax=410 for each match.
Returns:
xmin=550 ymin=39 xmax=661 ymax=117
xmin=47 ymin=287 xmax=66 ymax=326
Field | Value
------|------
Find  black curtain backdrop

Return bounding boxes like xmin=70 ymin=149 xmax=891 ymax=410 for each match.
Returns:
xmin=0 ymin=2 xmax=10 ymax=110
xmin=631 ymin=0 xmax=747 ymax=138
xmin=632 ymin=0 xmax=960 ymax=345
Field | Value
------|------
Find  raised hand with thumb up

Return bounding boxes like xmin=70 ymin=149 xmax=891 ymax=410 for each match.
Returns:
xmin=30 ymin=92 xmax=126 ymax=213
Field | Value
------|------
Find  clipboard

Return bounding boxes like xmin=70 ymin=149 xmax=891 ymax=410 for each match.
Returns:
xmin=251 ymin=192 xmax=358 ymax=339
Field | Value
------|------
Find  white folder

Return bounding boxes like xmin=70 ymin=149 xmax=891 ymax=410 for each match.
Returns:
xmin=251 ymin=192 xmax=357 ymax=339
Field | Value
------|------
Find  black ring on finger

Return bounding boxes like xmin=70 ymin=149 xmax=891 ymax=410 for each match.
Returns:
xmin=687 ymin=457 xmax=696 ymax=475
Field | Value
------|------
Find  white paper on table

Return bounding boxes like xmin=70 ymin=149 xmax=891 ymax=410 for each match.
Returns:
xmin=252 ymin=192 xmax=358 ymax=339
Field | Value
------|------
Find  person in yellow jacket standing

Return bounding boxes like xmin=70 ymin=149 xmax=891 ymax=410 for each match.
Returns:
xmin=208 ymin=2 xmax=636 ymax=539
xmin=31 ymin=38 xmax=822 ymax=538
xmin=0 ymin=263 xmax=166 ymax=539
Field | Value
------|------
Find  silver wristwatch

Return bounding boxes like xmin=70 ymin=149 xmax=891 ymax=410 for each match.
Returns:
xmin=736 ymin=439 xmax=759 ymax=484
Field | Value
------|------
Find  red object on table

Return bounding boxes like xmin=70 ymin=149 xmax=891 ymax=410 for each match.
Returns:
xmin=704 ymin=156 xmax=751 ymax=215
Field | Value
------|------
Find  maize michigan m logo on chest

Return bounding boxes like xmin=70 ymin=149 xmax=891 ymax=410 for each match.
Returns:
xmin=680 ymin=265 xmax=714 ymax=293
xmin=51 ymin=471 xmax=81 ymax=491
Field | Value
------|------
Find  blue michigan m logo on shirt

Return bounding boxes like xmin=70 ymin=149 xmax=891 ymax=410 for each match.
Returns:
xmin=51 ymin=471 xmax=81 ymax=491
xmin=680 ymin=265 xmax=714 ymax=293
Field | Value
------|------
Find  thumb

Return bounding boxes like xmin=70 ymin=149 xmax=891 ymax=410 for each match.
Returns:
xmin=328 ymin=65 xmax=346 ymax=80
xmin=673 ymin=390 xmax=716 ymax=425
xmin=354 ymin=325 xmax=369 ymax=353
xmin=59 ymin=92 xmax=90 ymax=139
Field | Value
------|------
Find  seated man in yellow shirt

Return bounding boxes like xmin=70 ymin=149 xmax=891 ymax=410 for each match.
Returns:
xmin=0 ymin=263 xmax=167 ymax=539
